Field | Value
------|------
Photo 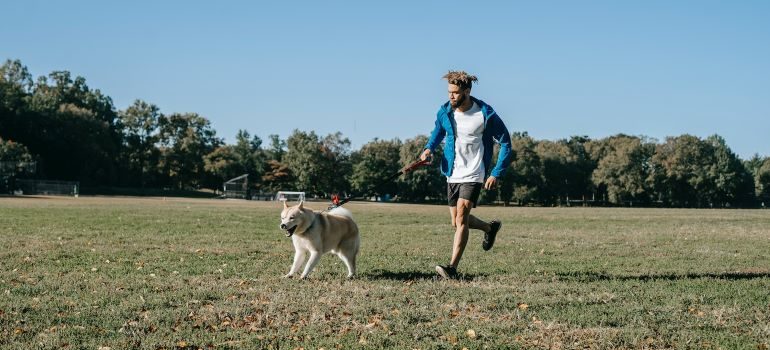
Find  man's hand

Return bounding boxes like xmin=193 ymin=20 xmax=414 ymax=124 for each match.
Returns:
xmin=420 ymin=149 xmax=432 ymax=162
xmin=484 ymin=176 xmax=497 ymax=190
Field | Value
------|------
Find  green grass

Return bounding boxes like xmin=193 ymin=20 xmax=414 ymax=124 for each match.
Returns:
xmin=1 ymin=196 xmax=769 ymax=349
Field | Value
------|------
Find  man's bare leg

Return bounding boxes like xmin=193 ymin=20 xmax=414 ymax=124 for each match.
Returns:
xmin=449 ymin=199 xmax=474 ymax=268
xmin=442 ymin=203 xmax=494 ymax=277
xmin=449 ymin=208 xmax=491 ymax=233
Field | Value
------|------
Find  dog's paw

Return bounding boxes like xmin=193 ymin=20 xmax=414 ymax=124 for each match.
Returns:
xmin=283 ymin=273 xmax=294 ymax=278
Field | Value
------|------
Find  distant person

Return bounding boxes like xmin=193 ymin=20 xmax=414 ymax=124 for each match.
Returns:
xmin=421 ymin=70 xmax=512 ymax=279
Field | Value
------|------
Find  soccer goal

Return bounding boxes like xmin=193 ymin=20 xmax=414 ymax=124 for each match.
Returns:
xmin=274 ymin=191 xmax=305 ymax=203
xmin=223 ymin=174 xmax=249 ymax=199
xmin=15 ymin=179 xmax=79 ymax=197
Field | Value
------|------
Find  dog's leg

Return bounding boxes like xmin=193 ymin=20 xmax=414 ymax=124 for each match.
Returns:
xmin=285 ymin=250 xmax=304 ymax=278
xmin=338 ymin=252 xmax=356 ymax=278
xmin=300 ymin=251 xmax=321 ymax=279
xmin=336 ymin=236 xmax=359 ymax=278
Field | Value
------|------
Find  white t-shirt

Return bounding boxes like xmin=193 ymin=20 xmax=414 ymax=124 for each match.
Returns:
xmin=448 ymin=102 xmax=485 ymax=183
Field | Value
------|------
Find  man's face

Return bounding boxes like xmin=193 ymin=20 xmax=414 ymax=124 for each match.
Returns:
xmin=448 ymin=84 xmax=470 ymax=109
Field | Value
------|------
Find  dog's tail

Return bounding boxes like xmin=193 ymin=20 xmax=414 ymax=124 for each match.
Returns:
xmin=327 ymin=206 xmax=353 ymax=220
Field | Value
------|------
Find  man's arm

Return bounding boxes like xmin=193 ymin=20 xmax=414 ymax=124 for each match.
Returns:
xmin=485 ymin=114 xmax=512 ymax=189
xmin=422 ymin=111 xmax=446 ymax=160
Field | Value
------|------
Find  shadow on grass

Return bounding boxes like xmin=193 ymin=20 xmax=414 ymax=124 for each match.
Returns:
xmin=364 ymin=269 xmax=488 ymax=282
xmin=556 ymin=271 xmax=770 ymax=282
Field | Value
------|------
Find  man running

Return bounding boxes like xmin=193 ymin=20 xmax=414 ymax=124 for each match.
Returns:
xmin=420 ymin=70 xmax=512 ymax=279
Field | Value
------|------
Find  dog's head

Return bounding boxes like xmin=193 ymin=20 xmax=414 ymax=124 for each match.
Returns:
xmin=279 ymin=200 xmax=310 ymax=237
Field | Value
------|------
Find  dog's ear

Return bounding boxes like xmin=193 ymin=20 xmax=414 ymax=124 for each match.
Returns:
xmin=283 ymin=200 xmax=288 ymax=209
xmin=298 ymin=200 xmax=304 ymax=210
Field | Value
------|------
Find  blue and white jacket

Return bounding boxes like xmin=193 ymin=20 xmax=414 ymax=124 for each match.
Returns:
xmin=424 ymin=96 xmax=512 ymax=179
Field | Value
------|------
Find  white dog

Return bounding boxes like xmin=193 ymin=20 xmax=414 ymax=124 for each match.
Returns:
xmin=279 ymin=201 xmax=360 ymax=279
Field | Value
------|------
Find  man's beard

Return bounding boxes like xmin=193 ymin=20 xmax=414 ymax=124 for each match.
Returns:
xmin=451 ymin=94 xmax=466 ymax=109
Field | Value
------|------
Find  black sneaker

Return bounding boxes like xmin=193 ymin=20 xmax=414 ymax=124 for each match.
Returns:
xmin=483 ymin=220 xmax=501 ymax=251
xmin=435 ymin=265 xmax=458 ymax=279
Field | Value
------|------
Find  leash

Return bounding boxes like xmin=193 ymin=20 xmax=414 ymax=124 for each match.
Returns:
xmin=325 ymin=156 xmax=432 ymax=211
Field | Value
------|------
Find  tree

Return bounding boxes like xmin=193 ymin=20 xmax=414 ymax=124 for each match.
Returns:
xmin=398 ymin=135 xmax=444 ymax=202
xmin=565 ymin=136 xmax=596 ymax=201
xmin=203 ymin=145 xmax=242 ymax=183
xmin=0 ymin=138 xmax=33 ymax=162
xmin=745 ymin=154 xmax=769 ymax=205
xmin=754 ymin=157 xmax=770 ymax=205
xmin=23 ymin=70 xmax=121 ymax=184
xmin=29 ymin=71 xmax=118 ymax=128
xmin=744 ymin=154 xmax=765 ymax=176
xmin=320 ymin=132 xmax=352 ymax=195
xmin=0 ymin=59 xmax=33 ymax=117
xmin=350 ymin=138 xmax=402 ymax=199
xmin=4 ymin=67 xmax=120 ymax=185
xmin=534 ymin=137 xmax=594 ymax=206
xmin=649 ymin=135 xmax=717 ymax=207
xmin=0 ymin=60 xmax=34 ymax=164
xmin=117 ymin=100 xmax=161 ymax=187
xmin=507 ymin=132 xmax=544 ymax=205
xmin=266 ymin=134 xmax=286 ymax=162
xmin=586 ymin=134 xmax=655 ymax=205
xmin=0 ymin=138 xmax=35 ymax=179
xmin=283 ymin=130 xmax=327 ymax=196
xmin=261 ymin=159 xmax=293 ymax=193
xmin=233 ymin=129 xmax=265 ymax=184
xmin=157 ymin=113 xmax=221 ymax=189
xmin=203 ymin=129 xmax=267 ymax=191
xmin=705 ymin=135 xmax=754 ymax=207
xmin=0 ymin=138 xmax=35 ymax=192
xmin=648 ymin=134 xmax=753 ymax=207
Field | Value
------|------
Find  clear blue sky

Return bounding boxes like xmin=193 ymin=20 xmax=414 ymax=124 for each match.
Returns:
xmin=2 ymin=0 xmax=769 ymax=159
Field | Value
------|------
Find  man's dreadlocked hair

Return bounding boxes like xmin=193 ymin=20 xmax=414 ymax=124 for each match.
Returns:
xmin=443 ymin=70 xmax=478 ymax=90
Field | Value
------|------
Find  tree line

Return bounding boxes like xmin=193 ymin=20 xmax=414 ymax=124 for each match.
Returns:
xmin=2 ymin=59 xmax=769 ymax=207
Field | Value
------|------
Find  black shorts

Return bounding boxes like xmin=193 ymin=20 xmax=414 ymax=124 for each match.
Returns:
xmin=447 ymin=182 xmax=483 ymax=208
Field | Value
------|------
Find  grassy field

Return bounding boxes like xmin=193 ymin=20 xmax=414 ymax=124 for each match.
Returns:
xmin=1 ymin=196 xmax=769 ymax=349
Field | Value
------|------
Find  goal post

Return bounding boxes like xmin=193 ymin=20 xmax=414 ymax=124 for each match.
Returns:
xmin=274 ymin=191 xmax=305 ymax=203
xmin=14 ymin=179 xmax=79 ymax=197
xmin=223 ymin=174 xmax=249 ymax=199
